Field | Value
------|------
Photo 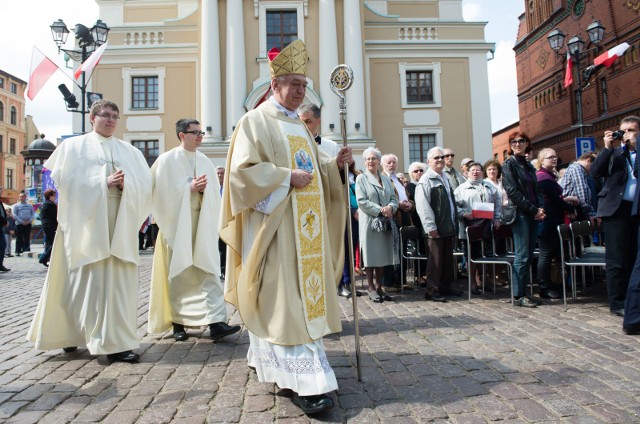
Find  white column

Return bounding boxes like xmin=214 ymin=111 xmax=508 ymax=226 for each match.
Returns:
xmin=201 ymin=0 xmax=222 ymax=141
xmin=343 ymin=0 xmax=366 ymax=137
xmin=318 ymin=0 xmax=339 ymax=137
xmin=226 ymin=0 xmax=247 ymax=138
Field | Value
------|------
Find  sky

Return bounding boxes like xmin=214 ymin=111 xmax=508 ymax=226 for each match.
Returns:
xmin=0 ymin=0 xmax=523 ymax=142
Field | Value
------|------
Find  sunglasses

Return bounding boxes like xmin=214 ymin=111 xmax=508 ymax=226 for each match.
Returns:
xmin=432 ymin=155 xmax=445 ymax=160
xmin=412 ymin=169 xmax=425 ymax=173
xmin=444 ymin=154 xmax=455 ymax=158
xmin=184 ymin=130 xmax=206 ymax=136
xmin=510 ymin=138 xmax=527 ymax=145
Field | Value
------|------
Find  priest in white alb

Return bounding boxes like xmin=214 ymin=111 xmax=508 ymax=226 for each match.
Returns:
xmin=27 ymin=100 xmax=152 ymax=363
xmin=147 ymin=118 xmax=241 ymax=342
xmin=219 ymin=39 xmax=353 ymax=415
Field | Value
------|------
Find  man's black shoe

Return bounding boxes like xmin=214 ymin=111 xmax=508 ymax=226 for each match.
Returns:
xmin=0 ymin=266 xmax=10 ymax=272
xmin=424 ymin=292 xmax=447 ymax=302
xmin=173 ymin=323 xmax=189 ymax=341
xmin=292 ymin=393 xmax=334 ymax=415
xmin=442 ymin=288 xmax=463 ymax=297
xmin=611 ymin=309 xmax=625 ymax=317
xmin=539 ymin=288 xmax=561 ymax=299
xmin=209 ymin=322 xmax=241 ymax=340
xmin=107 ymin=351 xmax=140 ymax=363
xmin=62 ymin=347 xmax=78 ymax=353
xmin=623 ymin=326 xmax=640 ymax=335
xmin=337 ymin=287 xmax=352 ymax=298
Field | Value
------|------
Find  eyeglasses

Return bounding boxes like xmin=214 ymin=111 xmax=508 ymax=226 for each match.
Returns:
xmin=183 ymin=130 xmax=206 ymax=136
xmin=510 ymin=139 xmax=527 ymax=145
xmin=432 ymin=155 xmax=445 ymax=160
xmin=444 ymin=154 xmax=455 ymax=158
xmin=411 ymin=169 xmax=425 ymax=173
xmin=95 ymin=113 xmax=120 ymax=121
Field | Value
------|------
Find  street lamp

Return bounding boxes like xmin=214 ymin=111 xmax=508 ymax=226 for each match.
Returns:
xmin=49 ymin=19 xmax=110 ymax=133
xmin=547 ymin=20 xmax=605 ymax=137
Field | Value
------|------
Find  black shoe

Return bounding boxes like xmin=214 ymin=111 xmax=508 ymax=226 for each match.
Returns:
xmin=107 ymin=350 xmax=140 ymax=363
xmin=5 ymin=254 xmax=13 ymax=258
xmin=0 ymin=266 xmax=10 ymax=272
xmin=513 ymin=297 xmax=537 ymax=308
xmin=15 ymin=253 xmax=21 ymax=257
xmin=292 ymin=393 xmax=334 ymax=415
xmin=623 ymin=325 xmax=640 ymax=335
xmin=62 ymin=347 xmax=78 ymax=353
xmin=173 ymin=323 xmax=188 ymax=341
xmin=337 ymin=287 xmax=352 ymax=298
xmin=424 ymin=291 xmax=447 ymax=302
xmin=470 ymin=286 xmax=482 ymax=295
xmin=611 ymin=309 xmax=625 ymax=317
xmin=539 ymin=288 xmax=561 ymax=299
xmin=442 ymin=288 xmax=463 ymax=297
xmin=209 ymin=322 xmax=241 ymax=340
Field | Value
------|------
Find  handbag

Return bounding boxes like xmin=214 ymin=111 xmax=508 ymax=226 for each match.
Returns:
xmin=371 ymin=215 xmax=391 ymax=232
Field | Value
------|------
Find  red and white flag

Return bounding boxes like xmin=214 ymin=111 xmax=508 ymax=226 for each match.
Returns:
xmin=74 ymin=42 xmax=108 ymax=80
xmin=26 ymin=47 xmax=60 ymax=100
xmin=594 ymin=42 xmax=630 ymax=68
xmin=472 ymin=202 xmax=494 ymax=220
xmin=563 ymin=50 xmax=573 ymax=88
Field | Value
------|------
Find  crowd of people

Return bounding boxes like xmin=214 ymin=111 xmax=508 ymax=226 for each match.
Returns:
xmin=13 ymin=38 xmax=640 ymax=417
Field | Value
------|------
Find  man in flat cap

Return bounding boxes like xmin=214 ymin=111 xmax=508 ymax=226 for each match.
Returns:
xmin=220 ymin=39 xmax=353 ymax=415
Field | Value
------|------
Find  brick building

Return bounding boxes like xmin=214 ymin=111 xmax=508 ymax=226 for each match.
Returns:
xmin=0 ymin=70 xmax=27 ymax=204
xmin=494 ymin=0 xmax=640 ymax=164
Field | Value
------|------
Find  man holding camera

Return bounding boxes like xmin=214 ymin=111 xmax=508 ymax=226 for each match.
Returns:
xmin=591 ymin=116 xmax=640 ymax=317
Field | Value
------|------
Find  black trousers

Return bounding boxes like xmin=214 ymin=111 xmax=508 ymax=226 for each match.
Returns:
xmin=15 ymin=224 xmax=31 ymax=253
xmin=602 ymin=201 xmax=638 ymax=311
xmin=40 ymin=226 xmax=56 ymax=263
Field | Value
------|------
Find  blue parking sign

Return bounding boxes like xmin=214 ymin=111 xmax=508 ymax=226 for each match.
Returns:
xmin=575 ymin=137 xmax=596 ymax=158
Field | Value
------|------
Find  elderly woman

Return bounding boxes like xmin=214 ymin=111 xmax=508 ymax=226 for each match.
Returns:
xmin=454 ymin=162 xmax=502 ymax=294
xmin=406 ymin=162 xmax=428 ymax=284
xmin=535 ymin=148 xmax=578 ymax=299
xmin=502 ymin=131 xmax=545 ymax=308
xmin=356 ymin=147 xmax=399 ymax=303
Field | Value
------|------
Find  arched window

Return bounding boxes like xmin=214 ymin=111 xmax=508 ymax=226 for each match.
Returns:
xmin=10 ymin=106 xmax=16 ymax=125
xmin=0 ymin=102 xmax=3 ymax=122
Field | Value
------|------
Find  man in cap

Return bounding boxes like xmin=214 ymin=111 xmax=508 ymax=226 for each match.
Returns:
xmin=220 ymin=39 xmax=353 ymax=415
xmin=27 ymin=99 xmax=152 ymax=363
xmin=147 ymin=118 xmax=240 ymax=342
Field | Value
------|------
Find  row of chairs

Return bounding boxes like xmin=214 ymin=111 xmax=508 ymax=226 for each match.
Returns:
xmin=400 ymin=220 xmax=605 ymax=307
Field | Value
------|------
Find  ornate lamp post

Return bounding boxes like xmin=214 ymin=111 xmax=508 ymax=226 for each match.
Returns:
xmin=547 ymin=20 xmax=605 ymax=137
xmin=49 ymin=19 xmax=110 ymax=133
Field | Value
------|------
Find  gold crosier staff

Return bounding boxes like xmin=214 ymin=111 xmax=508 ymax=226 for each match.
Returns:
xmin=329 ymin=65 xmax=362 ymax=382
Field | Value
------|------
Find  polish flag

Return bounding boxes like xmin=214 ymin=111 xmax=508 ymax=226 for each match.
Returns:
xmin=563 ymin=50 xmax=573 ymax=88
xmin=472 ymin=202 xmax=494 ymax=220
xmin=594 ymin=42 xmax=630 ymax=68
xmin=74 ymin=42 xmax=108 ymax=80
xmin=26 ymin=47 xmax=60 ymax=100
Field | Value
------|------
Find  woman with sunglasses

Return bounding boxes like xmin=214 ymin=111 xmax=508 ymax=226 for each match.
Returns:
xmin=406 ymin=161 xmax=428 ymax=285
xmin=501 ymin=132 xmax=545 ymax=307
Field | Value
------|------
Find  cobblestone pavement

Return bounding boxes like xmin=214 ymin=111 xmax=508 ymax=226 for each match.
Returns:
xmin=1 ymin=253 xmax=640 ymax=423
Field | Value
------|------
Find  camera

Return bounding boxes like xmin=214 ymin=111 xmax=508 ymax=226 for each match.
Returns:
xmin=612 ymin=130 xmax=625 ymax=140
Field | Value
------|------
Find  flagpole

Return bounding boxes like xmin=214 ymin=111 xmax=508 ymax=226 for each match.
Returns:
xmin=329 ymin=65 xmax=362 ymax=382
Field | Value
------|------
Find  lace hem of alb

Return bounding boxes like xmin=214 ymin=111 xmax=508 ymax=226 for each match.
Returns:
xmin=250 ymin=347 xmax=333 ymax=375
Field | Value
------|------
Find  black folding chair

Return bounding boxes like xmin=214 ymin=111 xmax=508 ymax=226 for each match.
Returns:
xmin=399 ymin=226 xmax=429 ymax=293
xmin=466 ymin=225 xmax=514 ymax=302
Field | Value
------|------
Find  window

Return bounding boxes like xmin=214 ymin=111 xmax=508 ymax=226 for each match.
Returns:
xmin=132 ymin=140 xmax=159 ymax=166
xmin=0 ymin=77 xmax=4 ymax=89
xmin=10 ymin=82 xmax=17 ymax=94
xmin=0 ymin=101 xmax=3 ymax=122
xmin=6 ymin=169 xmax=13 ymax=190
xmin=406 ymin=71 xmax=433 ymax=104
xmin=122 ymin=67 xmax=165 ymax=114
xmin=10 ymin=106 xmax=16 ymax=125
xmin=399 ymin=62 xmax=442 ymax=108
xmin=266 ymin=10 xmax=298 ymax=50
xmin=600 ymin=78 xmax=608 ymax=115
xmin=132 ymin=76 xmax=159 ymax=109
xmin=408 ymin=134 xmax=436 ymax=163
xmin=9 ymin=138 xmax=16 ymax=155
xmin=0 ymin=135 xmax=3 ymax=152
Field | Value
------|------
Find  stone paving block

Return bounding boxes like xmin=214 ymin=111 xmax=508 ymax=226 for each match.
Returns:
xmin=135 ymin=406 xmax=176 ymax=423
xmin=587 ymin=403 xmax=639 ymax=423
xmin=4 ymin=409 xmax=47 ymax=423
xmin=38 ymin=410 xmax=77 ymax=423
xmin=150 ymin=390 xmax=186 ymax=409
xmin=489 ymin=381 xmax=528 ymax=400
xmin=11 ymin=383 xmax=54 ymax=401
xmin=207 ymin=406 xmax=242 ymax=423
xmin=101 ymin=410 xmax=141 ymax=424
xmin=344 ymin=407 xmax=380 ymax=423
xmin=115 ymin=394 xmax=153 ymax=411
xmin=175 ymin=399 xmax=211 ymax=418
xmin=243 ymin=394 xmax=274 ymax=413
xmin=24 ymin=392 xmax=70 ymax=411
xmin=376 ymin=400 xmax=412 ymax=417
xmin=213 ymin=391 xmax=245 ymax=408
xmin=510 ymin=398 xmax=557 ymax=422
xmin=0 ymin=401 xmax=28 ymax=419
xmin=337 ymin=392 xmax=374 ymax=409
xmin=240 ymin=411 xmax=275 ymax=422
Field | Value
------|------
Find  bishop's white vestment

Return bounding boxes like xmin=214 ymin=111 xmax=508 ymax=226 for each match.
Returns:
xmin=147 ymin=146 xmax=227 ymax=334
xmin=220 ymin=99 xmax=346 ymax=395
xmin=27 ymin=132 xmax=152 ymax=355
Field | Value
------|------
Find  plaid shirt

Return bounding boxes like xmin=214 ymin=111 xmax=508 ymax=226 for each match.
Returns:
xmin=560 ymin=162 xmax=595 ymax=217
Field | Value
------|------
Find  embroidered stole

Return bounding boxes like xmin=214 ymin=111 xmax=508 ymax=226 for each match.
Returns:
xmin=277 ymin=120 xmax=327 ymax=329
